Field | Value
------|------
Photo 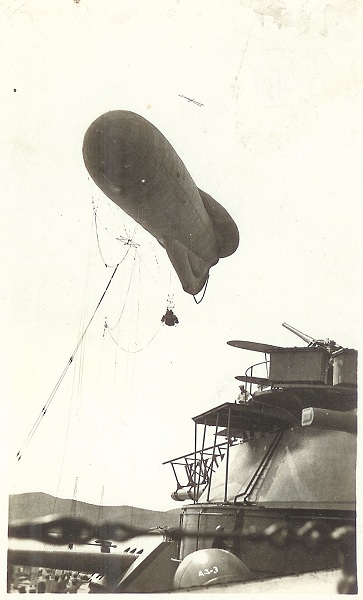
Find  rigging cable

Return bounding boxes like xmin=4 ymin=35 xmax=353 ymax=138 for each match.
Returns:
xmin=193 ymin=274 xmax=209 ymax=304
xmin=1 ymin=0 xmax=29 ymax=19
xmin=106 ymin=252 xmax=137 ymax=331
xmin=105 ymin=325 xmax=161 ymax=354
xmin=15 ymin=260 xmax=125 ymax=462
xmin=105 ymin=251 xmax=162 ymax=353
xmin=92 ymin=196 xmax=138 ymax=269
xmin=52 ymin=215 xmax=96 ymax=513
xmin=93 ymin=210 xmax=122 ymax=268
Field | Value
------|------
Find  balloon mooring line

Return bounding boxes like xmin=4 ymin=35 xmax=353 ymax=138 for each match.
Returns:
xmin=16 ymin=263 xmax=121 ymax=462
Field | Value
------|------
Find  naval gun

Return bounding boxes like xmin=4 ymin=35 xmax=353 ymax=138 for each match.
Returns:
xmin=228 ymin=322 xmax=357 ymax=396
xmin=281 ymin=321 xmax=342 ymax=352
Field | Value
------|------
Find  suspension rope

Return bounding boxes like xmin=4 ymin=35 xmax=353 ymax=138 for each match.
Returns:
xmin=193 ymin=275 xmax=209 ymax=304
xmin=105 ymin=324 xmax=161 ymax=353
xmin=94 ymin=210 xmax=112 ymax=267
xmin=16 ymin=263 xmax=121 ymax=462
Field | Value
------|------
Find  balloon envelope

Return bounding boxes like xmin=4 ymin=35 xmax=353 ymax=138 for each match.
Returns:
xmin=83 ymin=111 xmax=239 ymax=295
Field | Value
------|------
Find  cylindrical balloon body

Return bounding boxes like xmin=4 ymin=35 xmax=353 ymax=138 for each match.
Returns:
xmin=83 ymin=111 xmax=239 ymax=295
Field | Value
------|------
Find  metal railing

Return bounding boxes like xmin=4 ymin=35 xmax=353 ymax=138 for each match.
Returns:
xmin=163 ymin=439 xmax=238 ymax=500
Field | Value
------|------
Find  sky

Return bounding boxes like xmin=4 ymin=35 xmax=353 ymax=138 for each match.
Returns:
xmin=1 ymin=0 xmax=362 ymax=518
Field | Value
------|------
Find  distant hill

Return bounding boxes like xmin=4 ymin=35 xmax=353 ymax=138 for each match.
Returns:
xmin=8 ymin=492 xmax=181 ymax=530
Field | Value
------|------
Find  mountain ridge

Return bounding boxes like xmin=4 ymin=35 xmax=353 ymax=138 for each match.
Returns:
xmin=9 ymin=492 xmax=181 ymax=530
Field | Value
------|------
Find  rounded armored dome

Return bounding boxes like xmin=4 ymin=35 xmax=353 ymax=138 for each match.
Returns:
xmin=173 ymin=548 xmax=250 ymax=590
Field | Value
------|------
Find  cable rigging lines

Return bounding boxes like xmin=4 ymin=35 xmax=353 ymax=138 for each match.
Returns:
xmin=15 ymin=262 xmax=121 ymax=462
xmin=92 ymin=194 xmax=166 ymax=353
xmin=16 ymin=194 xmax=176 ymax=461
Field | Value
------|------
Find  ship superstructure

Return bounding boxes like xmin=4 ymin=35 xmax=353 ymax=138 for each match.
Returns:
xmin=164 ymin=323 xmax=357 ymax=589
xmin=8 ymin=324 xmax=357 ymax=593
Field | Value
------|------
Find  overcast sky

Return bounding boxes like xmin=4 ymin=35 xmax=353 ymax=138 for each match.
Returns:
xmin=2 ymin=0 xmax=362 ymax=514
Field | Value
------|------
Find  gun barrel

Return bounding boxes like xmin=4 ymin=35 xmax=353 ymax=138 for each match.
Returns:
xmin=282 ymin=322 xmax=315 ymax=345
